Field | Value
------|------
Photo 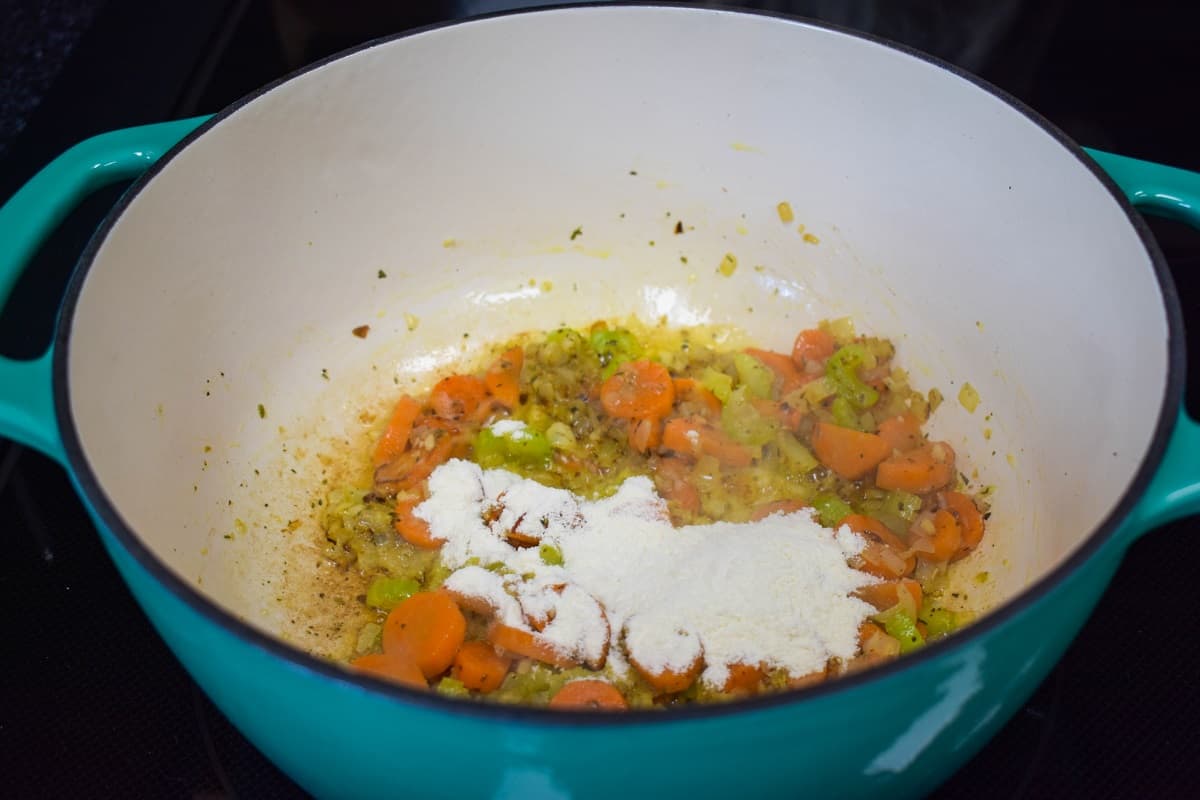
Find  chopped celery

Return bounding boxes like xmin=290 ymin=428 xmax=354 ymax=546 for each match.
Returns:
xmin=919 ymin=607 xmax=957 ymax=639
xmin=732 ymin=352 xmax=775 ymax=399
xmin=539 ymin=543 xmax=564 ymax=566
xmin=823 ymin=316 xmax=856 ymax=344
xmin=473 ymin=425 xmax=552 ymax=468
xmin=825 ymin=344 xmax=880 ymax=409
xmin=882 ymin=610 xmax=925 ymax=653
xmin=365 ymin=575 xmax=420 ymax=610
xmin=589 ymin=328 xmax=642 ymax=377
xmin=859 ymin=489 xmax=923 ymax=523
xmin=473 ymin=427 xmax=509 ymax=468
xmin=777 ymin=432 xmax=819 ymax=472
xmin=721 ymin=388 xmax=778 ymax=446
xmin=699 ymin=367 xmax=734 ymax=403
xmin=813 ymin=493 xmax=853 ymax=528
xmin=801 ymin=376 xmax=837 ymax=406
xmin=506 ymin=428 xmax=552 ymax=465
xmin=436 ymin=677 xmax=470 ymax=697
xmin=830 ymin=396 xmax=861 ymax=429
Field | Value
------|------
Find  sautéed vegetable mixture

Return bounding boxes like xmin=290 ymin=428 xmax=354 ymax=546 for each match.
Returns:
xmin=323 ymin=319 xmax=989 ymax=709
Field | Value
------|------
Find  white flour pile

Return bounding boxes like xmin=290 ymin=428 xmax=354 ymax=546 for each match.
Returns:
xmin=417 ymin=458 xmax=878 ymax=687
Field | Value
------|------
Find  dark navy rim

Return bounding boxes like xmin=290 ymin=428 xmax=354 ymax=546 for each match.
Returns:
xmin=52 ymin=2 xmax=1186 ymax=728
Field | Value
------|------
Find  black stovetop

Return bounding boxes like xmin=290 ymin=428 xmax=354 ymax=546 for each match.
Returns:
xmin=2 ymin=2 xmax=1198 ymax=797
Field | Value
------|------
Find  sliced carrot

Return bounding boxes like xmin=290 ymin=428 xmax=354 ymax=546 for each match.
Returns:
xmin=628 ymin=416 xmax=663 ymax=454
xmin=451 ymin=640 xmax=513 ymax=694
xmin=858 ymin=621 xmax=901 ymax=659
xmin=855 ymin=578 xmax=923 ymax=612
xmin=787 ymin=667 xmax=827 ymax=690
xmin=394 ymin=500 xmax=441 ymax=549
xmin=652 ymin=455 xmax=701 ymax=517
xmin=672 ymin=377 xmax=722 ymax=417
xmin=746 ymin=348 xmax=806 ymax=395
xmin=487 ymin=623 xmax=578 ymax=668
xmin=840 ymin=514 xmax=915 ymax=578
xmin=751 ymin=398 xmax=806 ymax=432
xmin=382 ymin=592 xmax=467 ymax=679
xmin=350 ymin=652 xmax=427 ymax=690
xmin=792 ymin=328 xmax=835 ymax=367
xmin=722 ymin=662 xmax=765 ymax=694
xmin=373 ymin=395 xmax=421 ymax=468
xmin=927 ymin=509 xmax=963 ymax=562
xmin=750 ymin=498 xmax=810 ymax=521
xmin=548 ymin=679 xmax=629 ymax=711
xmin=940 ymin=491 xmax=985 ymax=556
xmin=374 ymin=418 xmax=459 ymax=492
xmin=876 ymin=414 xmax=924 ymax=453
xmin=629 ymin=651 xmax=704 ymax=694
xmin=484 ymin=347 xmax=524 ymax=410
xmin=661 ymin=416 xmax=756 ymax=467
xmin=429 ymin=374 xmax=488 ymax=421
xmin=810 ymin=422 xmax=891 ymax=480
xmin=600 ymin=361 xmax=675 ymax=419
xmin=875 ymin=442 xmax=956 ymax=493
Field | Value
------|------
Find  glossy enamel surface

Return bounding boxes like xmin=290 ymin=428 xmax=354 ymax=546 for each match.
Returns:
xmin=1 ymin=6 xmax=1197 ymax=799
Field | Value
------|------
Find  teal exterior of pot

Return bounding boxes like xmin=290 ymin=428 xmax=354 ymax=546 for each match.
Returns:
xmin=2 ymin=107 xmax=1199 ymax=800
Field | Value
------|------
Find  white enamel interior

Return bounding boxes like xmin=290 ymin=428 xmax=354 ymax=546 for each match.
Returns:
xmin=67 ymin=7 xmax=1167 ymax=649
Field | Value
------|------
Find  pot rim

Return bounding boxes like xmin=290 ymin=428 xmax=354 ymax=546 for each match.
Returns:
xmin=52 ymin=2 xmax=1186 ymax=726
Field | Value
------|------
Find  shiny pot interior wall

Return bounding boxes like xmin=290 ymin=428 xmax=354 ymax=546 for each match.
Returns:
xmin=65 ymin=7 xmax=1166 ymax=638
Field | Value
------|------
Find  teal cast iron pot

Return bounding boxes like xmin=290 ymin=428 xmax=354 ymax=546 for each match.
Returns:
xmin=1 ymin=6 xmax=1198 ymax=798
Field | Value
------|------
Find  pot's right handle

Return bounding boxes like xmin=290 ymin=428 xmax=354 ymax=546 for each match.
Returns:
xmin=1087 ymin=148 xmax=1200 ymax=532
xmin=0 ymin=117 xmax=208 ymax=465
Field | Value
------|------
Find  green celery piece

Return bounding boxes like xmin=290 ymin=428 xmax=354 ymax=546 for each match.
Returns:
xmin=883 ymin=611 xmax=926 ymax=654
xmin=825 ymin=344 xmax=880 ymax=409
xmin=589 ymin=328 xmax=642 ymax=378
xmin=732 ymin=352 xmax=775 ymax=399
xmin=365 ymin=575 xmax=420 ymax=610
xmin=813 ymin=493 xmax=853 ymax=528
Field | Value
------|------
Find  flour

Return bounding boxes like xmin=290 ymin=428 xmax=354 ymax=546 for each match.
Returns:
xmin=416 ymin=459 xmax=877 ymax=687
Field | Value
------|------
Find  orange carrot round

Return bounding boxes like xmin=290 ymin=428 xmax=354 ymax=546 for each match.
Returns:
xmin=429 ymin=374 xmax=488 ymax=421
xmin=875 ymin=442 xmax=956 ymax=493
xmin=840 ymin=514 xmax=915 ymax=579
xmin=487 ymin=623 xmax=578 ymax=668
xmin=350 ymin=652 xmax=427 ymax=690
xmin=485 ymin=347 xmax=524 ymax=410
xmin=662 ymin=417 xmax=756 ymax=467
xmin=940 ymin=491 xmax=984 ymax=556
xmin=722 ymin=662 xmax=765 ymax=694
xmin=928 ymin=509 xmax=963 ymax=562
xmin=451 ymin=640 xmax=513 ymax=694
xmin=792 ymin=328 xmax=835 ymax=367
xmin=382 ymin=592 xmax=467 ymax=679
xmin=876 ymin=413 xmax=924 ymax=453
xmin=628 ymin=416 xmax=663 ymax=454
xmin=394 ymin=501 xmax=441 ymax=549
xmin=810 ymin=421 xmax=891 ymax=480
xmin=374 ymin=419 xmax=460 ymax=492
xmin=548 ymin=680 xmax=629 ymax=710
xmin=855 ymin=578 xmax=923 ymax=612
xmin=629 ymin=652 xmax=704 ymax=694
xmin=750 ymin=498 xmax=810 ymax=521
xmin=672 ymin=377 xmax=722 ymax=417
xmin=373 ymin=395 xmax=421 ymax=468
xmin=600 ymin=361 xmax=675 ymax=419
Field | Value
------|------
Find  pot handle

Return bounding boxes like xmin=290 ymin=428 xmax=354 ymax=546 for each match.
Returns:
xmin=1086 ymin=148 xmax=1200 ymax=532
xmin=0 ymin=117 xmax=209 ymax=465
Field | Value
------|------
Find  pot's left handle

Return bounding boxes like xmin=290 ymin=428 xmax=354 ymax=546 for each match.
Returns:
xmin=1086 ymin=148 xmax=1200 ymax=533
xmin=0 ymin=116 xmax=209 ymax=465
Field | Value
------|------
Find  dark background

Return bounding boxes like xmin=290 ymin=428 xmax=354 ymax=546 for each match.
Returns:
xmin=1 ymin=1 xmax=1198 ymax=798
